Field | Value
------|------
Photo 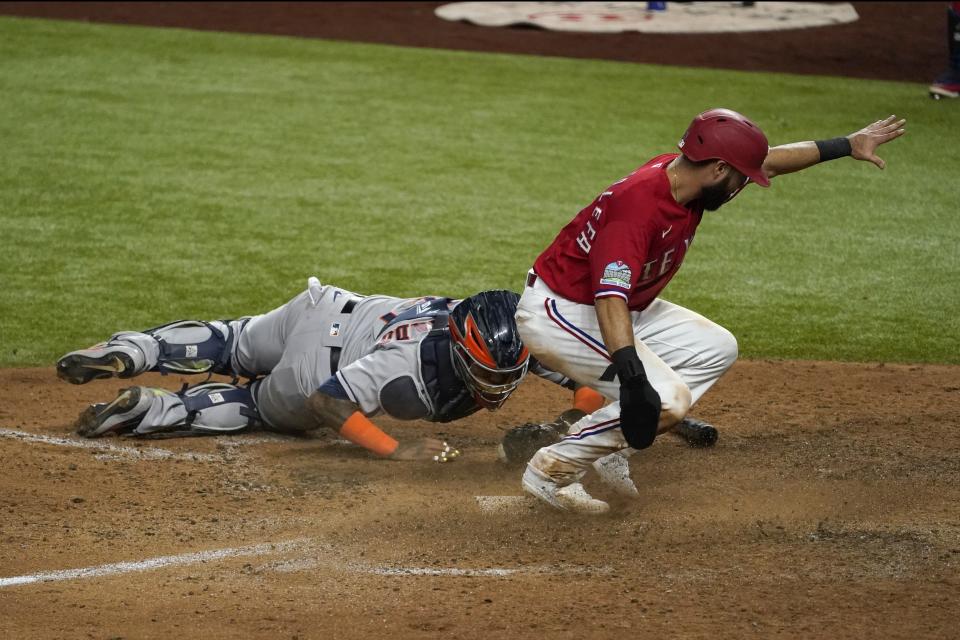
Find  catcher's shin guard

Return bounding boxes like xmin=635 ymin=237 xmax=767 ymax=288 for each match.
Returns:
xmin=57 ymin=319 xmax=249 ymax=384
xmin=170 ymin=382 xmax=261 ymax=436
xmin=75 ymin=383 xmax=260 ymax=438
xmin=143 ymin=319 xmax=248 ymax=376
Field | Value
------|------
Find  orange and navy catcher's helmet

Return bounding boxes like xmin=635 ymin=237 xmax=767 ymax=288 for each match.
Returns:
xmin=448 ymin=290 xmax=530 ymax=410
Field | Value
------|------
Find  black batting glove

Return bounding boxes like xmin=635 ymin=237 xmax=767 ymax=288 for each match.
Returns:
xmin=606 ymin=346 xmax=661 ymax=449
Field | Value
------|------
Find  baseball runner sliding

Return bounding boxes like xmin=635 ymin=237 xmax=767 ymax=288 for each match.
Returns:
xmin=517 ymin=109 xmax=906 ymax=514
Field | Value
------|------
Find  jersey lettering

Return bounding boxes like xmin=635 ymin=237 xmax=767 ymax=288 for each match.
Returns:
xmin=658 ymin=247 xmax=676 ymax=276
xmin=378 ymin=297 xmax=452 ymax=332
xmin=575 ymin=191 xmax=614 ymax=255
xmin=640 ymin=259 xmax=657 ymax=281
xmin=576 ymin=220 xmax=597 ymax=254
xmin=375 ymin=297 xmax=453 ymax=346
xmin=637 ymin=236 xmax=694 ymax=286
xmin=376 ymin=319 xmax=434 ymax=346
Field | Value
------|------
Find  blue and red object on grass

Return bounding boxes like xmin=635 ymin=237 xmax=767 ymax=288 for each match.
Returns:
xmin=930 ymin=2 xmax=960 ymax=99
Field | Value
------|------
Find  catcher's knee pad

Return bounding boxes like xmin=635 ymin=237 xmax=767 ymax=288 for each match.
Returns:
xmin=132 ymin=382 xmax=260 ymax=437
xmin=143 ymin=319 xmax=249 ymax=377
xmin=176 ymin=382 xmax=260 ymax=435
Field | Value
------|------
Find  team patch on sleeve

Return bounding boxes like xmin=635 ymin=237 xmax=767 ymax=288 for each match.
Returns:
xmin=599 ymin=261 xmax=632 ymax=289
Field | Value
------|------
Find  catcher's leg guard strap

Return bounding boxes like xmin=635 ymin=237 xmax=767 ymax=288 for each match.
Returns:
xmin=178 ymin=383 xmax=260 ymax=434
xmin=144 ymin=319 xmax=249 ymax=377
xmin=132 ymin=383 xmax=259 ymax=437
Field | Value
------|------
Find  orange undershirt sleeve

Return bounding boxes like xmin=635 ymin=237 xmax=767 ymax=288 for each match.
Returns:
xmin=339 ymin=412 xmax=399 ymax=458
xmin=573 ymin=386 xmax=605 ymax=414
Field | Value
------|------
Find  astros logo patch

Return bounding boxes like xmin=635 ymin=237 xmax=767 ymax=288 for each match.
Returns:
xmin=600 ymin=261 xmax=632 ymax=289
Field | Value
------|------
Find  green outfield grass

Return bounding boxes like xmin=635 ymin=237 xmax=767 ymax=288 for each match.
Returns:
xmin=1 ymin=16 xmax=957 ymax=367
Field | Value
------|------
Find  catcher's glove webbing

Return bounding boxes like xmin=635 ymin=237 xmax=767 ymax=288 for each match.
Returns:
xmin=497 ymin=408 xmax=587 ymax=466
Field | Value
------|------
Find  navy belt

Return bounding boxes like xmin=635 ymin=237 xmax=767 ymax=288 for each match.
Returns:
xmin=329 ymin=297 xmax=359 ymax=374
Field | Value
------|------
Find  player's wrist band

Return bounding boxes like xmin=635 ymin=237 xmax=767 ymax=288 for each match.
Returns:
xmin=339 ymin=412 xmax=399 ymax=457
xmin=815 ymin=137 xmax=852 ymax=162
xmin=610 ymin=346 xmax=647 ymax=384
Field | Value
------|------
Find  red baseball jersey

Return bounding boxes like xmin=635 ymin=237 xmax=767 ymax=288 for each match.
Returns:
xmin=533 ymin=153 xmax=703 ymax=311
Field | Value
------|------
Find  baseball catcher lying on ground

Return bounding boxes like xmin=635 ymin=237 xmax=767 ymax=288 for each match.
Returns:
xmin=53 ymin=280 xmax=575 ymax=458
xmin=58 ymin=279 xmax=536 ymax=461
xmin=57 ymin=277 xmax=716 ymax=474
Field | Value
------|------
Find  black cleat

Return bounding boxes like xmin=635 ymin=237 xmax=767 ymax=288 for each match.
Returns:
xmin=56 ymin=345 xmax=138 ymax=385
xmin=74 ymin=387 xmax=147 ymax=437
xmin=671 ymin=417 xmax=718 ymax=448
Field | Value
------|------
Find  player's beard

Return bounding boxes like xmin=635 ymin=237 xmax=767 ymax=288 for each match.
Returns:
xmin=700 ymin=182 xmax=732 ymax=211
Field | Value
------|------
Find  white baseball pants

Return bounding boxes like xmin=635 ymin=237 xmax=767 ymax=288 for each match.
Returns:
xmin=515 ymin=272 xmax=737 ymax=482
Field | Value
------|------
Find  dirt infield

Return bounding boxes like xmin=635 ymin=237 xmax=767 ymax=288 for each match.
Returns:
xmin=1 ymin=3 xmax=958 ymax=639
xmin=1 ymin=363 xmax=958 ymax=638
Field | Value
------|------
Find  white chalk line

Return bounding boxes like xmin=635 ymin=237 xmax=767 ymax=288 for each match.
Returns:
xmin=370 ymin=567 xmax=520 ymax=576
xmin=259 ymin=538 xmax=610 ymax=578
xmin=364 ymin=565 xmax=608 ymax=577
xmin=0 ymin=427 xmax=220 ymax=461
xmin=0 ymin=539 xmax=308 ymax=588
xmin=1 ymin=537 xmax=607 ymax=588
xmin=261 ymin=556 xmax=607 ymax=578
xmin=2 ymin=427 xmax=356 ymax=461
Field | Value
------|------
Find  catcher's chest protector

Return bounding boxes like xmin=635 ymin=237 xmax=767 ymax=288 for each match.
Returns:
xmin=419 ymin=332 xmax=481 ymax=423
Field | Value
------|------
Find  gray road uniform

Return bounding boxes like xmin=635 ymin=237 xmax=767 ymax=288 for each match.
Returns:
xmin=60 ymin=278 xmax=570 ymax=438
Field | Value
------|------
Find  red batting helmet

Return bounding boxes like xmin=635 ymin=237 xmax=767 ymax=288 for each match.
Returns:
xmin=678 ymin=108 xmax=770 ymax=187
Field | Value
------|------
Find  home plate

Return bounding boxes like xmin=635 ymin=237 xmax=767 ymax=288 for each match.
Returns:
xmin=475 ymin=495 xmax=536 ymax=513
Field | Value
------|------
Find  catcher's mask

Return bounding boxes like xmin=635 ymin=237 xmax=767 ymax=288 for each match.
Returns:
xmin=448 ymin=290 xmax=529 ymax=410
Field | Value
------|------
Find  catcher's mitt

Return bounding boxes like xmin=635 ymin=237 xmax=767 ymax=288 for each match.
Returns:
xmin=497 ymin=408 xmax=587 ymax=466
